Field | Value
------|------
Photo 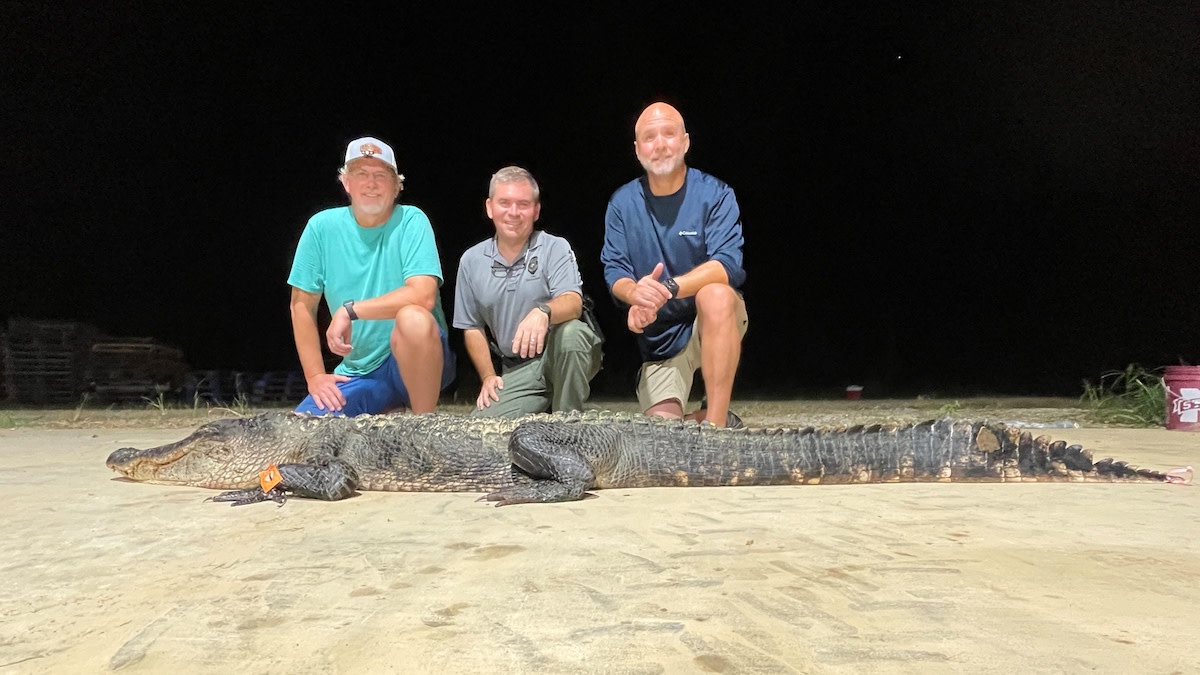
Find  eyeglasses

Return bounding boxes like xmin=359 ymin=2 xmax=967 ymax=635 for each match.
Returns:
xmin=491 ymin=258 xmax=527 ymax=291
xmin=348 ymin=169 xmax=395 ymax=184
xmin=491 ymin=258 xmax=526 ymax=276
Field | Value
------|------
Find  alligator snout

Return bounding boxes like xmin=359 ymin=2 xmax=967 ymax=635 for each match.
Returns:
xmin=106 ymin=447 xmax=142 ymax=472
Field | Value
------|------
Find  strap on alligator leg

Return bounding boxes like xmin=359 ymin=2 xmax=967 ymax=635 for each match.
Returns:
xmin=1166 ymin=466 xmax=1194 ymax=485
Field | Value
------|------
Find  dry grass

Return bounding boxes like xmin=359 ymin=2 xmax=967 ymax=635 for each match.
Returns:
xmin=0 ymin=396 xmax=1096 ymax=430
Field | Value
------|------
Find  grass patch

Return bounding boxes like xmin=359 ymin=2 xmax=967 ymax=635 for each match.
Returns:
xmin=1081 ymin=364 xmax=1166 ymax=427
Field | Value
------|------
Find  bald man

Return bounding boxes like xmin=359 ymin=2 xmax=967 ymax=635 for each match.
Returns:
xmin=600 ymin=102 xmax=749 ymax=428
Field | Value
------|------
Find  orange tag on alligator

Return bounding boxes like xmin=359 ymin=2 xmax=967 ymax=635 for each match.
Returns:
xmin=259 ymin=464 xmax=282 ymax=492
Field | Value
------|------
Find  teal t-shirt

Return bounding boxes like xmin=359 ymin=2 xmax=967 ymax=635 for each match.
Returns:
xmin=288 ymin=205 xmax=447 ymax=376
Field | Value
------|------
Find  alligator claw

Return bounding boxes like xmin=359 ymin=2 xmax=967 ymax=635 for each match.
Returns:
xmin=206 ymin=487 xmax=289 ymax=507
xmin=483 ymin=483 xmax=594 ymax=506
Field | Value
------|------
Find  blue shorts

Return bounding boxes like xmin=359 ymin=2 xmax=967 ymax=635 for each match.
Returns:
xmin=294 ymin=329 xmax=456 ymax=417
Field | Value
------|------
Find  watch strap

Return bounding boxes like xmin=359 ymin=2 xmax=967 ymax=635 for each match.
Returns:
xmin=342 ymin=300 xmax=359 ymax=320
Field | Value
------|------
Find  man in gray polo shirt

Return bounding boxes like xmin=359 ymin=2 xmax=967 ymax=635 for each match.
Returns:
xmin=453 ymin=166 xmax=603 ymax=417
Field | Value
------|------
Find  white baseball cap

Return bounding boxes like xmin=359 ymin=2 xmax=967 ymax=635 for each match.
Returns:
xmin=343 ymin=136 xmax=397 ymax=171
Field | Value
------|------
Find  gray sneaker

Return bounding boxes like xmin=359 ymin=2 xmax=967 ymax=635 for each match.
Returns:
xmin=698 ymin=397 xmax=746 ymax=429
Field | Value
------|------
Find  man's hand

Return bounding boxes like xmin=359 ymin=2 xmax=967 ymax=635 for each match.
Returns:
xmin=477 ymin=374 xmax=504 ymax=409
xmin=630 ymin=262 xmax=673 ymax=311
xmin=627 ymin=305 xmax=658 ymax=334
xmin=305 ymin=372 xmax=351 ymax=412
xmin=511 ymin=306 xmax=551 ymax=359
xmin=326 ymin=308 xmax=354 ymax=356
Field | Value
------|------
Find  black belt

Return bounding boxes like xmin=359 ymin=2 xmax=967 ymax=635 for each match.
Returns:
xmin=501 ymin=355 xmax=536 ymax=371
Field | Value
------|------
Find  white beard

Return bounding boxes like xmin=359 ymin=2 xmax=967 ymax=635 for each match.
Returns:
xmin=641 ymin=155 xmax=682 ymax=177
xmin=357 ymin=202 xmax=389 ymax=217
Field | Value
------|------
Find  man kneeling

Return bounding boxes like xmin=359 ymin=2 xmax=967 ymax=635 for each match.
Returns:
xmin=454 ymin=166 xmax=603 ymax=417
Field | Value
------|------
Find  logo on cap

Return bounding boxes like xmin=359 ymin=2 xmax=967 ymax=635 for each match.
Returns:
xmin=359 ymin=143 xmax=383 ymax=158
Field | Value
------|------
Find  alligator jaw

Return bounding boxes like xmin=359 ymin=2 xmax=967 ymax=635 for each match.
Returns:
xmin=104 ymin=426 xmax=230 ymax=486
xmin=106 ymin=437 xmax=198 ymax=481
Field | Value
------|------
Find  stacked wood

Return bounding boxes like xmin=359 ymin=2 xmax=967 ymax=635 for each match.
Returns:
xmin=89 ymin=339 xmax=188 ymax=402
xmin=1 ymin=319 xmax=99 ymax=404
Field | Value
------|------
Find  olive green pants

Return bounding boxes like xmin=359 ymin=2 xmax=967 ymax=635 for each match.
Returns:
xmin=470 ymin=319 xmax=603 ymax=418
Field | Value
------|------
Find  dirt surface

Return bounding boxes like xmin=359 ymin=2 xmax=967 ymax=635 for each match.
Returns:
xmin=1 ymin=399 xmax=1197 ymax=674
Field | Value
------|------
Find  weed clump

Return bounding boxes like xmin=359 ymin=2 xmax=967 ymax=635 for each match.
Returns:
xmin=1081 ymin=364 xmax=1166 ymax=427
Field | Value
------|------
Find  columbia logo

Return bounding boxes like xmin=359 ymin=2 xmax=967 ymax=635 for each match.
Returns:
xmin=677 ymin=230 xmax=698 ymax=236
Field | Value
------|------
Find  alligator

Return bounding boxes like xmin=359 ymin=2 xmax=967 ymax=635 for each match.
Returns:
xmin=104 ymin=410 xmax=1191 ymax=506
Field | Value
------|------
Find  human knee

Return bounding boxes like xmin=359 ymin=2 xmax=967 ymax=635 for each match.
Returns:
xmin=550 ymin=319 xmax=599 ymax=352
xmin=391 ymin=305 xmax=439 ymax=344
xmin=695 ymin=284 xmax=738 ymax=320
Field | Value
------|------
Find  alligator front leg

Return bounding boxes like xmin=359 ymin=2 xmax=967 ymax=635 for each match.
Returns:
xmin=207 ymin=486 xmax=289 ymax=507
xmin=482 ymin=481 xmax=590 ymax=506
xmin=206 ymin=457 xmax=360 ymax=506
xmin=483 ymin=422 xmax=597 ymax=506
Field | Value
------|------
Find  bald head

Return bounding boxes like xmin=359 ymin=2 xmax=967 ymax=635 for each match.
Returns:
xmin=635 ymin=102 xmax=687 ymax=138
xmin=633 ymin=102 xmax=690 ymax=185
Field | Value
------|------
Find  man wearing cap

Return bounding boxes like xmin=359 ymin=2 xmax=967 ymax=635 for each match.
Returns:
xmin=453 ymin=166 xmax=603 ymax=417
xmin=287 ymin=136 xmax=456 ymax=416
xmin=601 ymin=102 xmax=748 ymax=428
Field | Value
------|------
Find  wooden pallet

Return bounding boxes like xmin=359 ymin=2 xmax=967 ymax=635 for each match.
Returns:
xmin=3 ymin=319 xmax=98 ymax=404
xmin=89 ymin=340 xmax=187 ymax=402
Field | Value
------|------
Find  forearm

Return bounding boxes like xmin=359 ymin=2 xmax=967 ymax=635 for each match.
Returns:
xmin=290 ymin=303 xmax=327 ymax=379
xmin=350 ymin=277 xmax=438 ymax=319
xmin=545 ymin=292 xmax=582 ymax=324
xmin=673 ymin=260 xmax=729 ymax=298
xmin=611 ymin=278 xmax=638 ymax=305
xmin=463 ymin=330 xmax=497 ymax=380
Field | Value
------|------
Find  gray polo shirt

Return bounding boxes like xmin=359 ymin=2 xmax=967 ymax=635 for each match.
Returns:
xmin=453 ymin=230 xmax=584 ymax=359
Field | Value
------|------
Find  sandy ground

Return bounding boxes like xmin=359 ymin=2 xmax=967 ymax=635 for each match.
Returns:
xmin=1 ymin=417 xmax=1198 ymax=674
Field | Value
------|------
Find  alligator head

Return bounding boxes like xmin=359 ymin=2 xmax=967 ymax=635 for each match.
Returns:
xmin=105 ymin=414 xmax=317 ymax=489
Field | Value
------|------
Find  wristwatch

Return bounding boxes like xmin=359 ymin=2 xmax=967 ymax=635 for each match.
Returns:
xmin=662 ymin=278 xmax=680 ymax=299
xmin=535 ymin=302 xmax=551 ymax=318
xmin=342 ymin=300 xmax=359 ymax=320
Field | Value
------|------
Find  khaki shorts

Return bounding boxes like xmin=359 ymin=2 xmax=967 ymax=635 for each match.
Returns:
xmin=636 ymin=293 xmax=748 ymax=410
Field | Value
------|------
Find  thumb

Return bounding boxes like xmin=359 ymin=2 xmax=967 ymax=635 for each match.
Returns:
xmin=651 ymin=261 xmax=664 ymax=280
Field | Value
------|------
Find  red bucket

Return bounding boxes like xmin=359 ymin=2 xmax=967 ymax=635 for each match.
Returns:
xmin=1164 ymin=365 xmax=1200 ymax=431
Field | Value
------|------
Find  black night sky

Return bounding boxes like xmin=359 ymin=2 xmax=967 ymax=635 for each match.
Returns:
xmin=3 ymin=3 xmax=1198 ymax=399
